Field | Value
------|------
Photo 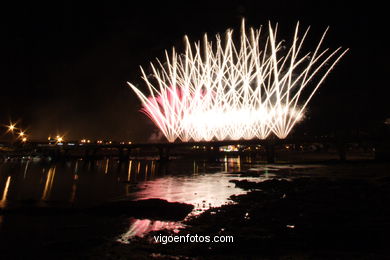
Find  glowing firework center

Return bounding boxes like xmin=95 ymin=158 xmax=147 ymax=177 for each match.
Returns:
xmin=128 ymin=20 xmax=347 ymax=142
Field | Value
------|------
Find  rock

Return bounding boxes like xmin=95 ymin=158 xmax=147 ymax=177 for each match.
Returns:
xmin=89 ymin=199 xmax=194 ymax=221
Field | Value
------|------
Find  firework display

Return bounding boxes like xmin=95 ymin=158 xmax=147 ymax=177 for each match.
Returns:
xmin=128 ymin=20 xmax=347 ymax=142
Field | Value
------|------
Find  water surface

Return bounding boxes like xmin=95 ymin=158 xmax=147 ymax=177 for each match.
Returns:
xmin=0 ymin=157 xmax=317 ymax=253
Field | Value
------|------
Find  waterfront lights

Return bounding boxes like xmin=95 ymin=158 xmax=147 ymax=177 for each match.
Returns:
xmin=17 ymin=129 xmax=28 ymax=142
xmin=56 ymin=135 xmax=64 ymax=143
xmin=128 ymin=20 xmax=348 ymax=142
xmin=2 ymin=121 xmax=30 ymax=142
xmin=7 ymin=123 xmax=16 ymax=133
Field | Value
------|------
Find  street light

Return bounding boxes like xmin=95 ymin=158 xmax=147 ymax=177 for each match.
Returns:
xmin=6 ymin=122 xmax=17 ymax=133
xmin=56 ymin=135 xmax=64 ymax=143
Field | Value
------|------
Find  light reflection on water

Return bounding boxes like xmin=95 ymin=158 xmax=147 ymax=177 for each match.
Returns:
xmin=0 ymin=158 xmax=167 ymax=208
xmin=117 ymin=218 xmax=185 ymax=243
xmin=132 ymin=172 xmax=247 ymax=212
xmin=0 ymin=176 xmax=11 ymax=208
xmin=116 ymin=169 xmax=251 ymax=243
xmin=0 ymin=157 xmax=295 ymax=244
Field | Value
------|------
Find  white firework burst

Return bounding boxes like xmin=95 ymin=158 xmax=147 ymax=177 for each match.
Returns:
xmin=128 ymin=20 xmax=348 ymax=142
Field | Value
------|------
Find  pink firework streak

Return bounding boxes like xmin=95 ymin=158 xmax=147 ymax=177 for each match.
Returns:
xmin=128 ymin=20 xmax=348 ymax=142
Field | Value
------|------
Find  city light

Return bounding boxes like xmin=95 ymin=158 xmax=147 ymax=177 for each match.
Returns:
xmin=2 ymin=121 xmax=31 ymax=142
xmin=56 ymin=135 xmax=64 ymax=143
xmin=7 ymin=123 xmax=17 ymax=133
xmin=129 ymin=20 xmax=348 ymax=142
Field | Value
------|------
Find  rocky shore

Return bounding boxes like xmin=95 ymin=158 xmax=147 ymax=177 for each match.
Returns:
xmin=85 ymin=166 xmax=390 ymax=259
xmin=2 ymin=162 xmax=390 ymax=259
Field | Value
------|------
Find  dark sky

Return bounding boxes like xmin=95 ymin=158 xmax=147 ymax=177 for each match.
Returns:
xmin=0 ymin=1 xmax=387 ymax=142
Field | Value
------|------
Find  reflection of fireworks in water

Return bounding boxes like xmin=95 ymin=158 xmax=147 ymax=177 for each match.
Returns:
xmin=129 ymin=20 xmax=348 ymax=142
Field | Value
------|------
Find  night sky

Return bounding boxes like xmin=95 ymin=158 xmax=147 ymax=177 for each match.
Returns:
xmin=0 ymin=1 xmax=387 ymax=142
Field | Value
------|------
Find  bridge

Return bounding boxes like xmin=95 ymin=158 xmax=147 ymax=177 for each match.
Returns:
xmin=2 ymin=135 xmax=388 ymax=163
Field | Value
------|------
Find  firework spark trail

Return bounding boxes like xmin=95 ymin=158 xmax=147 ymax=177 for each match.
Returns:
xmin=128 ymin=20 xmax=348 ymax=142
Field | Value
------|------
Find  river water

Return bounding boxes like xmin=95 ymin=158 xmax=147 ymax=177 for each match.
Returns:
xmin=0 ymin=156 xmax=317 ymax=256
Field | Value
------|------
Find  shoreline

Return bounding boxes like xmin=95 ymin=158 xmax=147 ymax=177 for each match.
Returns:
xmin=84 ymin=163 xmax=390 ymax=259
xmin=1 ymin=161 xmax=389 ymax=259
